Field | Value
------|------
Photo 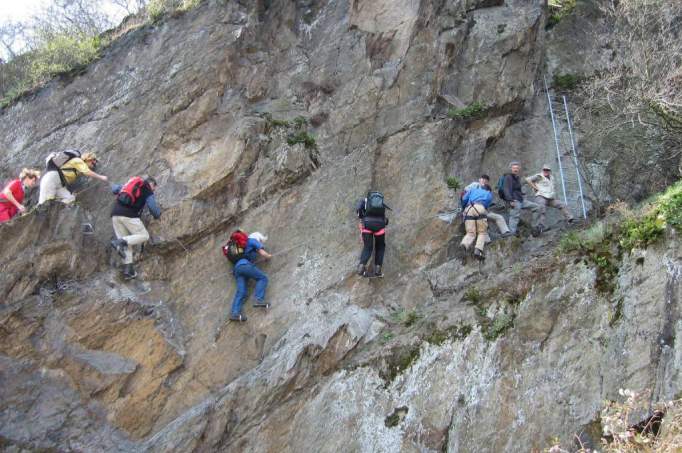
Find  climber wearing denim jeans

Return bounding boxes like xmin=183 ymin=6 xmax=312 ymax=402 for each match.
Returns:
xmin=230 ymin=232 xmax=272 ymax=322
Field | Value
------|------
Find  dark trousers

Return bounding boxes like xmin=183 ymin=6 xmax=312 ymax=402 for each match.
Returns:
xmin=360 ymin=233 xmax=385 ymax=266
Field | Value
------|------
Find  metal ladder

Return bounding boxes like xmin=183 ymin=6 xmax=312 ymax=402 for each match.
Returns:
xmin=543 ymin=76 xmax=588 ymax=219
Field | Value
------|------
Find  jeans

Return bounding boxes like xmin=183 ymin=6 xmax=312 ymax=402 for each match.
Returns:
xmin=231 ymin=262 xmax=268 ymax=316
xmin=508 ymin=199 xmax=539 ymax=234
xmin=360 ymin=232 xmax=385 ymax=266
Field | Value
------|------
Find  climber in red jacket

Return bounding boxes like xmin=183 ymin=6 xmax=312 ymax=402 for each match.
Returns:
xmin=0 ymin=168 xmax=41 ymax=223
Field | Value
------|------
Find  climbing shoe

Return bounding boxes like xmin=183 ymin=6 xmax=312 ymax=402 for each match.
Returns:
xmin=122 ymin=263 xmax=137 ymax=280
xmin=110 ymin=238 xmax=128 ymax=258
xmin=374 ymin=265 xmax=383 ymax=277
xmin=253 ymin=301 xmax=270 ymax=308
xmin=229 ymin=313 xmax=248 ymax=322
xmin=357 ymin=263 xmax=366 ymax=276
xmin=473 ymin=249 xmax=485 ymax=260
xmin=500 ymin=231 xmax=513 ymax=238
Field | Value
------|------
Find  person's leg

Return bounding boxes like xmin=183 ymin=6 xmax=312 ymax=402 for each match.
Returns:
xmin=475 ymin=217 xmax=489 ymax=251
xmin=508 ymin=202 xmax=522 ymax=234
xmin=230 ymin=267 xmax=249 ymax=317
xmin=534 ymin=196 xmax=548 ymax=228
xmin=461 ymin=206 xmax=477 ymax=249
xmin=56 ymin=185 xmax=75 ymax=204
xmin=111 ymin=216 xmax=132 ymax=261
xmin=38 ymin=171 xmax=61 ymax=204
xmin=374 ymin=233 xmax=385 ymax=266
xmin=359 ymin=232 xmax=374 ymax=265
xmin=0 ymin=204 xmax=13 ymax=223
xmin=240 ymin=263 xmax=269 ymax=303
xmin=487 ymin=211 xmax=510 ymax=234
xmin=549 ymin=198 xmax=574 ymax=221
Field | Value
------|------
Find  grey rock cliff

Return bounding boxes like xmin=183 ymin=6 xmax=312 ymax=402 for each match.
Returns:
xmin=1 ymin=1 xmax=680 ymax=452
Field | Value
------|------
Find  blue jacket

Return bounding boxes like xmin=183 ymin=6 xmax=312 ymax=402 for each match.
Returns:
xmin=462 ymin=186 xmax=492 ymax=209
xmin=235 ymin=238 xmax=263 ymax=267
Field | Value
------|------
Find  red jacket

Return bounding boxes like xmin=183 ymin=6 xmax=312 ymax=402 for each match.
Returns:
xmin=0 ymin=179 xmax=25 ymax=222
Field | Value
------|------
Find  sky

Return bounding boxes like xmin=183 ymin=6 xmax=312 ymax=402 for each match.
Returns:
xmin=0 ymin=0 xmax=50 ymax=24
xmin=0 ymin=0 xmax=134 ymax=59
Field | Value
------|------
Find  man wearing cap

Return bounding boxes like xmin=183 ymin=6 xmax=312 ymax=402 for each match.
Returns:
xmin=39 ymin=151 xmax=108 ymax=204
xmin=526 ymin=164 xmax=574 ymax=232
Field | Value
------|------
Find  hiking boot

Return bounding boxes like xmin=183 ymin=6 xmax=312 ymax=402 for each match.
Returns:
xmin=374 ymin=265 xmax=383 ymax=277
xmin=122 ymin=263 xmax=137 ymax=280
xmin=110 ymin=239 xmax=128 ymax=258
xmin=229 ymin=313 xmax=248 ymax=322
xmin=473 ymin=249 xmax=485 ymax=260
xmin=357 ymin=263 xmax=366 ymax=276
xmin=253 ymin=301 xmax=270 ymax=308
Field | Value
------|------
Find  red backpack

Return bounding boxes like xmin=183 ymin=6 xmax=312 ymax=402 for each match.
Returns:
xmin=118 ymin=177 xmax=146 ymax=206
xmin=222 ymin=230 xmax=249 ymax=264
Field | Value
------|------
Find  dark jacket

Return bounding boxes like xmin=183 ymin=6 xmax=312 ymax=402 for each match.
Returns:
xmin=356 ymin=198 xmax=388 ymax=231
xmin=502 ymin=174 xmax=524 ymax=202
xmin=111 ymin=182 xmax=161 ymax=219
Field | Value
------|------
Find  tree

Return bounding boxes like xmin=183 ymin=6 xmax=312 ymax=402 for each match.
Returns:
xmin=574 ymin=0 xmax=682 ymax=201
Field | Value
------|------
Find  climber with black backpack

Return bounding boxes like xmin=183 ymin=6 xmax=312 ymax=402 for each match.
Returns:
xmin=224 ymin=231 xmax=272 ymax=322
xmin=38 ymin=150 xmax=108 ymax=205
xmin=109 ymin=176 xmax=161 ymax=280
xmin=356 ymin=191 xmax=390 ymax=277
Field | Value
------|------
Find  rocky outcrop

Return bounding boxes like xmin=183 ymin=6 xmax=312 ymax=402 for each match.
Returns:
xmin=1 ymin=1 xmax=680 ymax=452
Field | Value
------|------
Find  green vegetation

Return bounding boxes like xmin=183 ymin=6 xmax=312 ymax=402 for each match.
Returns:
xmin=1 ymin=34 xmax=104 ymax=108
xmin=395 ymin=308 xmax=422 ymax=327
xmin=270 ymin=118 xmax=290 ymax=128
xmin=384 ymin=406 xmax=409 ymax=428
xmin=381 ymin=344 xmax=421 ymax=385
xmin=447 ymin=101 xmax=487 ymax=120
xmin=463 ymin=287 xmax=481 ymax=304
xmin=0 ymin=0 xmax=209 ymax=108
xmin=293 ymin=115 xmax=308 ymax=129
xmin=553 ymin=73 xmax=581 ymax=91
xmin=482 ymin=312 xmax=515 ymax=341
xmin=446 ymin=176 xmax=461 ymax=191
xmin=287 ymin=131 xmax=317 ymax=148
xmin=147 ymin=0 xmax=203 ymax=23
xmin=559 ymin=181 xmax=682 ymax=294
xmin=424 ymin=324 xmax=472 ymax=346
xmin=547 ymin=0 xmax=577 ymax=29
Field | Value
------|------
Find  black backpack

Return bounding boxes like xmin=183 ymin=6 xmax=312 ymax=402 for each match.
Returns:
xmin=365 ymin=191 xmax=385 ymax=217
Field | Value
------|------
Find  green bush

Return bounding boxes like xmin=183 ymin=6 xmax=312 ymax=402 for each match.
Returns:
xmin=463 ymin=287 xmax=481 ymax=304
xmin=446 ymin=176 xmax=461 ymax=191
xmin=287 ymin=131 xmax=316 ymax=148
xmin=546 ymin=0 xmax=577 ymax=28
xmin=448 ymin=101 xmax=487 ymax=120
xmin=293 ymin=115 xmax=308 ymax=129
xmin=270 ymin=118 xmax=290 ymax=128
xmin=1 ymin=33 xmax=103 ymax=108
xmin=553 ymin=73 xmax=580 ymax=91
xmin=483 ymin=313 xmax=514 ymax=341
xmin=31 ymin=34 xmax=101 ymax=79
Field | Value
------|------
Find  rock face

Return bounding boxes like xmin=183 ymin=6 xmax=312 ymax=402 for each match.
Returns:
xmin=1 ymin=1 xmax=680 ymax=452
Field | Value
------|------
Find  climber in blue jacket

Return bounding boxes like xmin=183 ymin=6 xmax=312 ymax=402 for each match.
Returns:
xmin=460 ymin=177 xmax=493 ymax=260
